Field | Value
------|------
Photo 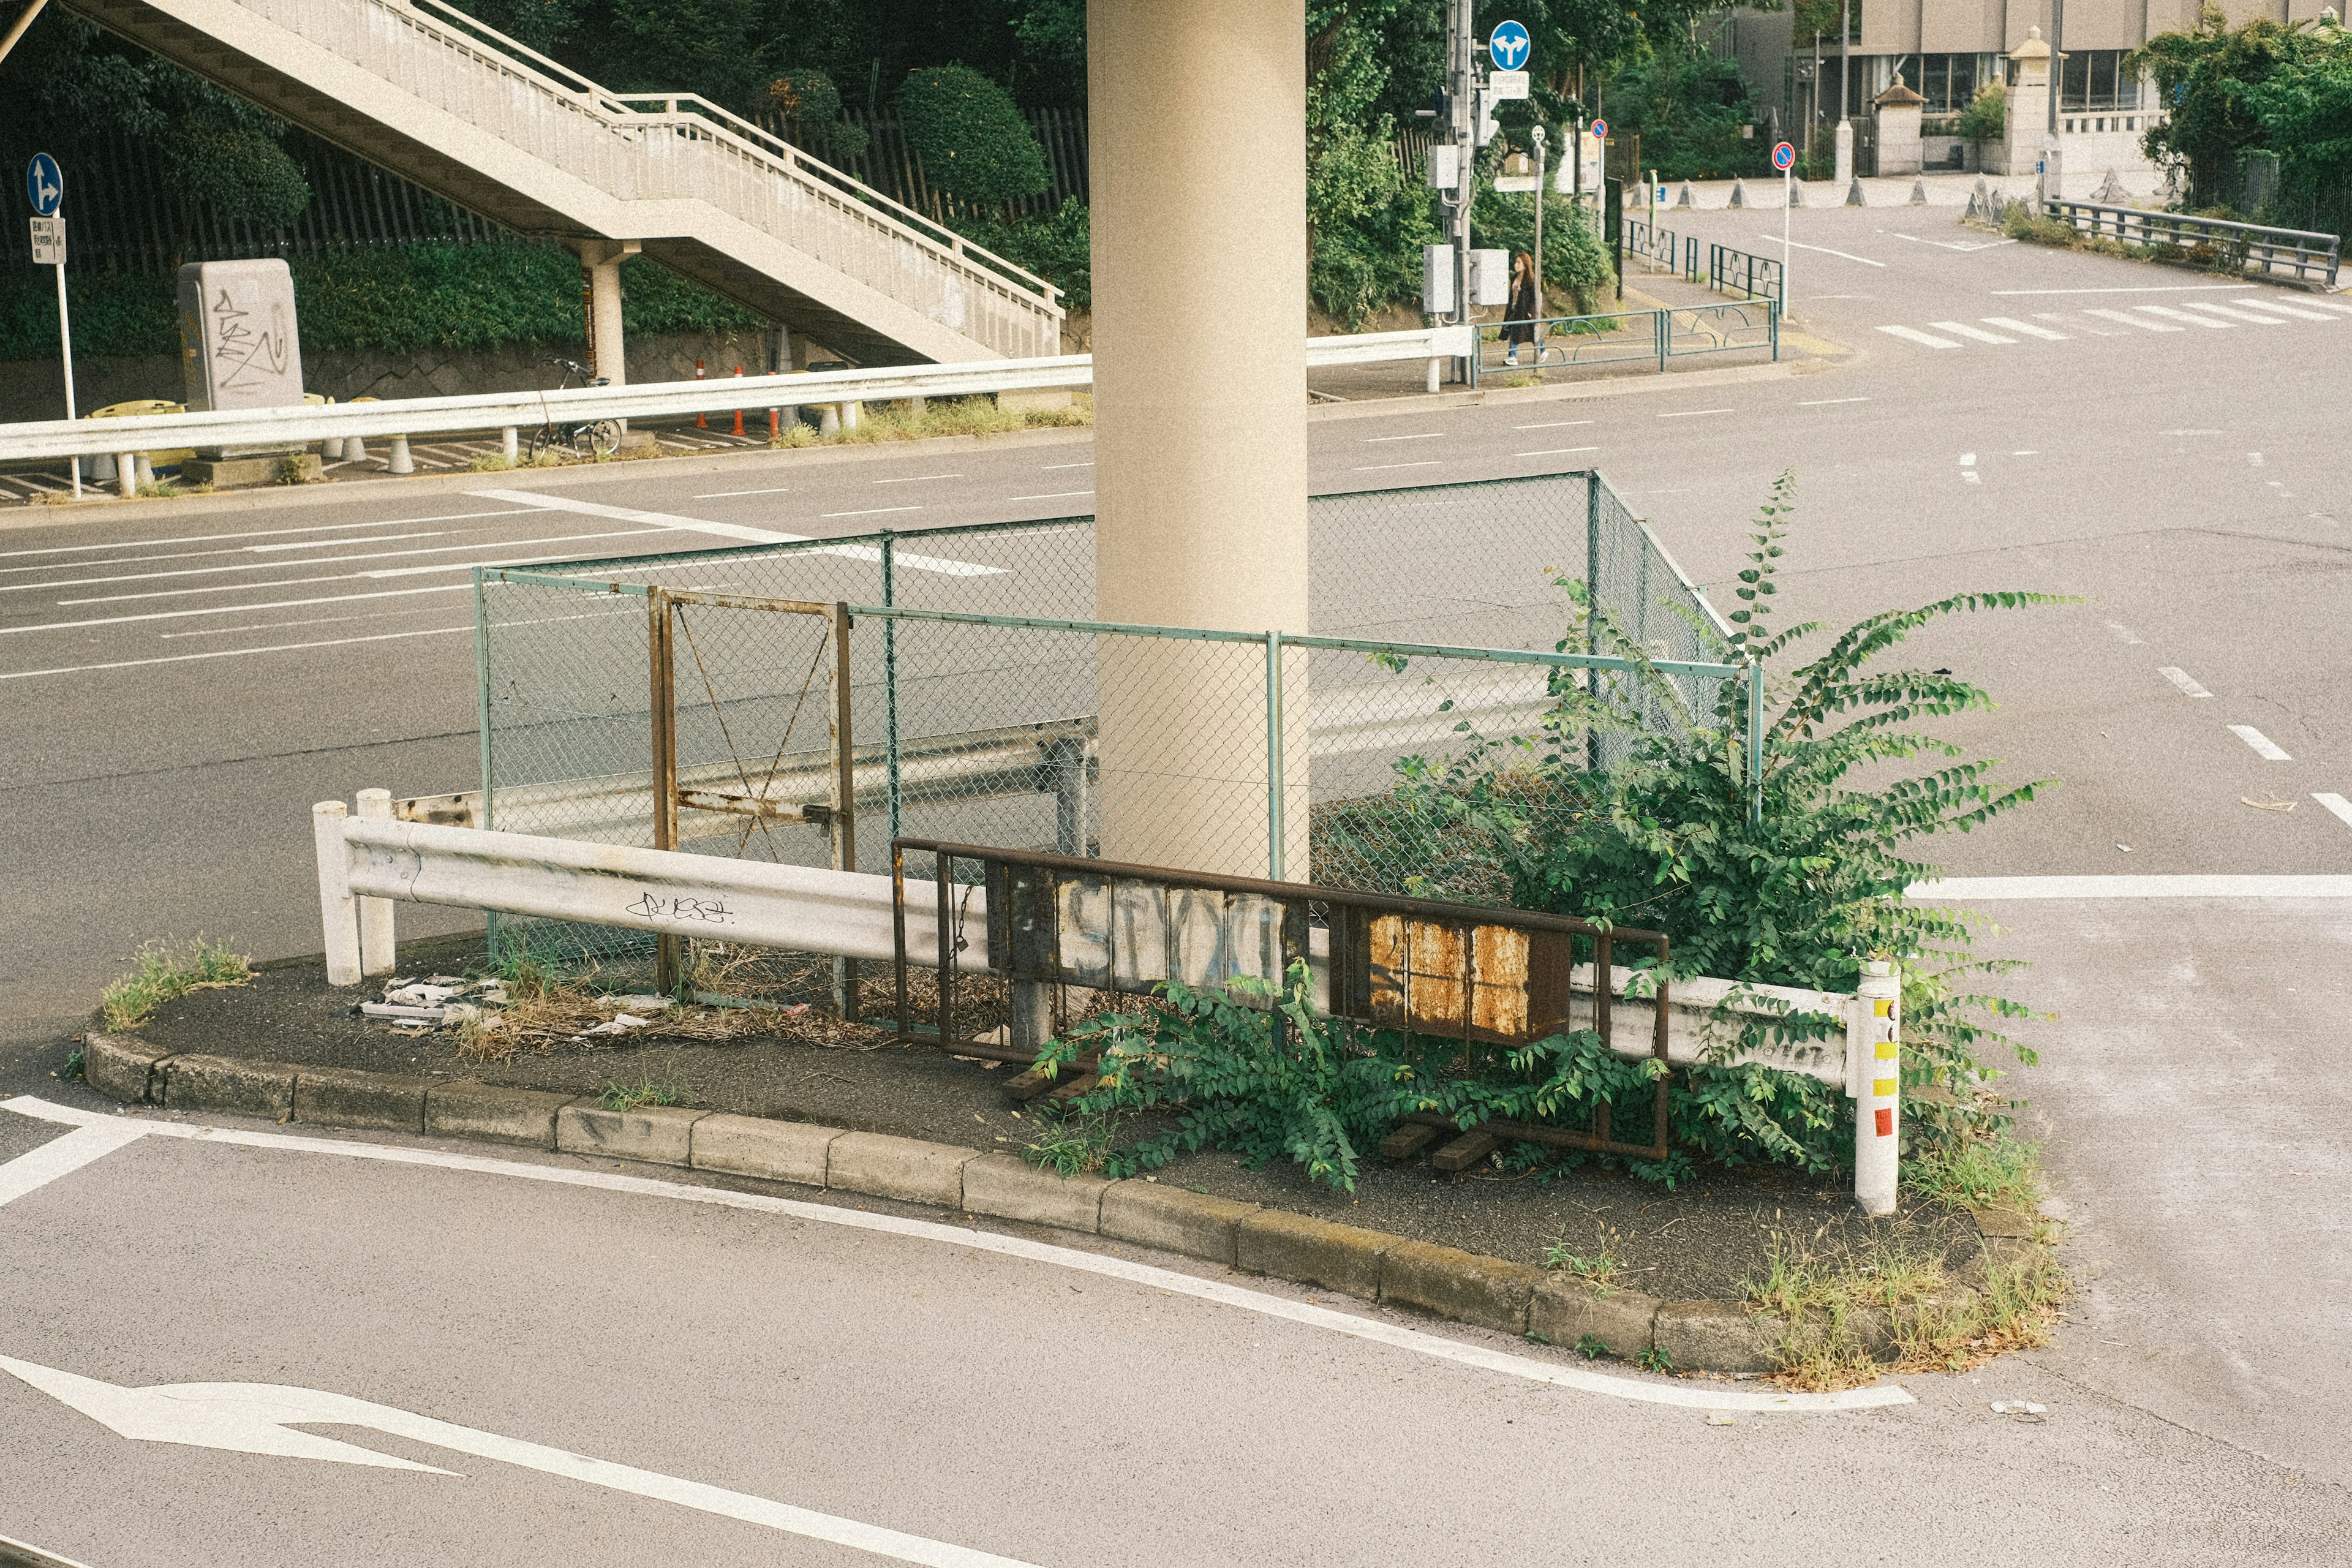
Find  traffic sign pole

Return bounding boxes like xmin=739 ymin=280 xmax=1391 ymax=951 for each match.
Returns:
xmin=55 ymin=232 xmax=74 ymax=498
xmin=28 ymin=154 xmax=75 ymax=497
xmin=1773 ymin=140 xmax=1796 ymax=318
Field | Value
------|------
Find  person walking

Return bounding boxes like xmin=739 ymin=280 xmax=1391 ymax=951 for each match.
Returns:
xmin=1504 ymin=251 xmax=1540 ymax=365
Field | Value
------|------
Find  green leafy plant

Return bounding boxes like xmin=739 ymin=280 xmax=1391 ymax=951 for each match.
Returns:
xmin=597 ymin=1076 xmax=684 ymax=1112
xmin=1542 ymin=1240 xmax=1621 ymax=1289
xmin=1636 ymin=1346 xmax=1673 ymax=1373
xmin=1575 ymin=1333 xmax=1609 ymax=1360
xmin=62 ymin=1049 xmax=86 ymax=1081
xmin=1955 ymin=81 xmax=2008 ymax=141
xmin=896 ymin=65 xmax=1050 ymax=207
xmin=99 ymin=939 xmax=252 ymax=1030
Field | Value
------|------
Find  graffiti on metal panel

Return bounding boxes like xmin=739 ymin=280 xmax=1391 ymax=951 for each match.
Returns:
xmin=625 ymin=892 xmax=735 ymax=925
xmin=207 ymin=287 xmax=293 ymax=390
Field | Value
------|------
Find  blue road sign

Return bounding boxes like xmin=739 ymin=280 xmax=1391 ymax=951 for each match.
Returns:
xmin=1772 ymin=140 xmax=1796 ymax=172
xmin=1488 ymin=20 xmax=1531 ymax=70
xmin=1589 ymin=117 xmax=1608 ymax=141
xmin=26 ymin=153 xmax=62 ymax=218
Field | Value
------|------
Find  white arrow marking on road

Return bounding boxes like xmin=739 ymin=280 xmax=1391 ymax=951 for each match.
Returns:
xmin=0 ymin=1355 xmax=1042 ymax=1567
xmin=468 ymin=491 xmax=1000 ymax=577
xmin=0 ymin=1124 xmax=149 ymax=1207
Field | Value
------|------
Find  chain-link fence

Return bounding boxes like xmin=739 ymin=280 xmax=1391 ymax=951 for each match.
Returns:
xmin=465 ymin=470 xmax=1746 ymax=981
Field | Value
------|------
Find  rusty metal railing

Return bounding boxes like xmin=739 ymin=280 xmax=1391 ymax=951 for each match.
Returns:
xmin=889 ymin=838 xmax=1675 ymax=1161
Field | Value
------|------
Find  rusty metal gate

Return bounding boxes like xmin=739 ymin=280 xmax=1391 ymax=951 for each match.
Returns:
xmin=889 ymin=839 xmax=1676 ymax=1161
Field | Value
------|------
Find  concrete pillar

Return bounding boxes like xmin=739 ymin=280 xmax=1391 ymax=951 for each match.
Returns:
xmin=1833 ymin=121 xmax=1854 ymax=187
xmin=1090 ymin=0 xmax=1310 ymax=878
xmin=2005 ymin=29 xmax=2053 ymax=193
xmin=576 ymin=239 xmax=641 ymax=387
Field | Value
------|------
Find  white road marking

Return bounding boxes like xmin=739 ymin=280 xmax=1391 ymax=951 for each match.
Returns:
xmin=55 ymin=532 xmax=669 ymax=605
xmin=2011 ymin=450 xmax=2039 ymax=456
xmin=1980 ymin=316 xmax=2067 ymax=340
xmin=0 ymin=1123 xmax=150 ymax=1207
xmin=2230 ymin=725 xmax=2292 ymax=761
xmin=1 ymin=626 xmax=475 ymax=682
xmin=1516 ymin=447 xmax=1597 ymax=457
xmin=1353 ymin=461 xmax=1444 ymax=470
xmin=1362 ymin=432 xmax=1444 ymax=442
xmin=1876 ymin=325 xmax=1961 ymax=349
xmin=0 ymin=1098 xmax=1907 ymax=1415
xmin=0 ymin=510 xmax=539 ymax=562
xmin=2301 ymin=298 xmax=2352 ymax=317
xmin=0 ymin=1355 xmax=1041 ymax=1566
xmin=1929 ymin=320 xmax=2016 ymax=344
xmin=1962 ymin=472 xmax=1981 ymax=484
xmin=1003 ymin=490 xmax=1095 ymax=501
xmin=1796 ymin=396 xmax=1869 ymax=405
xmin=159 ymin=607 xmax=461 ymax=639
xmin=2247 ymin=451 xmax=2264 ymax=467
xmin=1755 ymin=235 xmax=1885 ymax=266
xmin=2224 ymin=297 xmax=2335 ymax=322
xmin=1912 ymin=876 xmax=2352 ymax=899
xmin=820 ymin=506 xmax=922 ymax=518
xmin=2313 ymin=793 xmax=2352 ymax=830
xmin=2163 ymin=428 xmax=2223 ymax=434
xmin=1656 ymin=408 xmax=1732 ymax=419
xmin=0 ymin=584 xmax=470 ymax=638
xmin=9 ymin=530 xmax=661 ymax=600
xmin=1039 ymin=461 xmax=1094 ymax=469
xmin=2177 ymin=301 xmax=2283 ymax=326
xmin=1991 ymin=284 xmax=2260 ymax=295
xmin=2105 ymin=620 xmax=2143 ymax=644
xmin=2084 ymin=308 xmax=2180 ymax=332
xmin=2045 ymin=311 xmax=2117 ymax=335
xmin=469 ymin=489 xmax=797 ymax=545
xmin=2134 ymin=304 xmax=2230 ymax=328
xmin=1513 ymin=419 xmax=1595 ymax=429
xmin=2158 ymin=666 xmax=2212 ymax=698
xmin=692 ymin=486 xmax=793 ymax=499
xmin=1959 ymin=453 xmax=1977 ymax=466
xmin=872 ymin=473 xmax=964 ymax=484
xmin=247 ymin=532 xmax=448 ymax=552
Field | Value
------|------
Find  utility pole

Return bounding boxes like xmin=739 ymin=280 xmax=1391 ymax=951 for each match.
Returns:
xmin=1446 ymin=0 xmax=1477 ymax=333
xmin=2047 ymin=0 xmax=2067 ymax=203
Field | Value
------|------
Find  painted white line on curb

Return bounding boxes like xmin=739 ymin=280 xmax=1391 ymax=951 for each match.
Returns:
xmin=2314 ymin=794 xmax=2352 ymax=830
xmin=2230 ymin=725 xmax=2292 ymax=761
xmin=2158 ymin=666 xmax=2212 ymax=699
xmin=0 ymin=1122 xmax=151 ymax=1207
xmin=1909 ymin=875 xmax=2352 ymax=899
xmin=0 ymin=1098 xmax=1907 ymax=1416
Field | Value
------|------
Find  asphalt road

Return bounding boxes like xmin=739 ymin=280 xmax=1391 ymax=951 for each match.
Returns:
xmin=2 ymin=202 xmax=2348 ymax=1560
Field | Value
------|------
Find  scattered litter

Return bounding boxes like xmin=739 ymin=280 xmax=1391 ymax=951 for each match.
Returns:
xmin=577 ymin=1013 xmax=653 ymax=1038
xmin=2241 ymin=797 xmax=2297 ymax=812
xmin=386 ymin=983 xmax=463 ymax=1007
xmin=609 ymin=994 xmax=674 ymax=1010
xmin=1705 ymin=1412 xmax=1736 ymax=1426
xmin=1989 ymin=1400 xmax=2048 ymax=1419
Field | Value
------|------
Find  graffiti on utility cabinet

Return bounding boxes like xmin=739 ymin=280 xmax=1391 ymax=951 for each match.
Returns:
xmin=175 ymin=258 xmax=306 ymax=413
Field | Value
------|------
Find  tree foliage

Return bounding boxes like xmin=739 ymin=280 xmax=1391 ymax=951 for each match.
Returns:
xmin=895 ymin=65 xmax=1050 ymax=205
xmin=2134 ymin=9 xmax=2352 ymax=238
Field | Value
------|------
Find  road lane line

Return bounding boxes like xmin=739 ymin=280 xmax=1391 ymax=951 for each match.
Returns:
xmin=0 ymin=1098 xmax=1909 ymax=1415
xmin=1003 ymin=491 xmax=1095 ymax=501
xmin=1991 ymin=284 xmax=2258 ymax=295
xmin=692 ymin=486 xmax=794 ymax=499
xmin=1875 ymin=325 xmax=1962 ymax=349
xmin=1754 ymin=235 xmax=1885 ymax=266
xmin=2314 ymin=794 xmax=2352 ymax=830
xmin=469 ymin=489 xmax=799 ymax=544
xmin=1353 ymin=460 xmax=1444 ymax=470
xmin=1656 ymin=408 xmax=1732 ymax=418
xmin=2158 ymin=666 xmax=2212 ymax=698
xmin=872 ymin=473 xmax=963 ymax=484
xmin=0 ymin=1122 xmax=149 ymax=1206
xmin=1362 ymin=432 xmax=1444 ymax=442
xmin=1513 ymin=419 xmax=1594 ymax=428
xmin=159 ymin=606 xmax=472 ymax=639
xmin=2224 ymin=297 xmax=2336 ymax=322
xmin=2135 ymin=304 xmax=2230 ymax=328
xmin=0 ymin=584 xmax=471 ymax=637
xmin=2301 ymin=298 xmax=2352 ymax=316
xmin=1039 ymin=461 xmax=1094 ymax=469
xmin=818 ymin=506 xmax=922 ymax=518
xmin=2230 ymin=725 xmax=2292 ymax=761
xmin=1 ymin=626 xmax=475 ymax=682
xmin=2083 ymin=308 xmax=2179 ymax=332
xmin=0 ymin=510 xmax=541 ymax=563
xmin=51 ymin=531 xmax=671 ymax=604
xmin=1911 ymin=876 xmax=2352 ymax=899
xmin=2176 ymin=301 xmax=2284 ymax=326
xmin=246 ymin=532 xmax=448 ymax=552
xmin=1929 ymin=320 xmax=2016 ymax=344
xmin=1980 ymin=316 xmax=2067 ymax=339
xmin=1515 ymin=447 xmax=1597 ymax=457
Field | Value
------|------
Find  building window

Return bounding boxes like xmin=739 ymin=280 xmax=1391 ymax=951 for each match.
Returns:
xmin=2062 ymin=49 xmax=2135 ymax=111
xmin=1919 ymin=53 xmax=1988 ymax=113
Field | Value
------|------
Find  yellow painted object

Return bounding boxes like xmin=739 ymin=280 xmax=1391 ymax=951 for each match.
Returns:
xmin=84 ymin=391 xmax=330 ymax=467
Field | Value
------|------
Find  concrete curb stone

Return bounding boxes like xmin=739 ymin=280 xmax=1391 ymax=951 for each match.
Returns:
xmin=80 ymin=1033 xmax=172 ymax=1104
xmin=160 ymin=1054 xmax=295 ymax=1119
xmin=1236 ymin=1210 xmax=1391 ymax=1301
xmin=690 ymin=1113 xmax=840 ymax=1186
xmin=1099 ymin=1182 xmax=1260 ymax=1265
xmin=556 ymin=1102 xmax=707 ymax=1166
xmin=827 ymin=1131 xmax=976 ymax=1207
xmin=1379 ymin=1238 xmax=1542 ymax=1335
xmin=1528 ymin=1280 xmax=1661 ymax=1359
xmin=961 ymin=1153 xmax=1111 ymax=1232
xmin=424 ymin=1082 xmax=573 ymax=1147
xmin=1654 ymin=1300 xmax=1784 ymax=1375
xmin=292 ymin=1067 xmax=429 ymax=1134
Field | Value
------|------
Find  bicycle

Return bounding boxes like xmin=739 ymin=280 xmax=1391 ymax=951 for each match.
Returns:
xmin=527 ymin=358 xmax=622 ymax=461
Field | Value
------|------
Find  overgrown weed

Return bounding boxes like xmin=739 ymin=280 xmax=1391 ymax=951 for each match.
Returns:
xmin=99 ymin=938 xmax=252 ymax=1030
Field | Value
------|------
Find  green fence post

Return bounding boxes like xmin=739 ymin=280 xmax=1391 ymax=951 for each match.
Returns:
xmin=1771 ymin=299 xmax=1781 ymax=362
xmin=881 ymin=530 xmax=903 ymax=844
xmin=1265 ymin=628 xmax=1285 ymax=881
xmin=1746 ymin=655 xmax=1766 ymax=824
xmin=1585 ymin=474 xmax=1602 ymax=775
xmin=1657 ymin=308 xmax=1668 ymax=371
xmin=472 ymin=564 xmax=497 ymax=957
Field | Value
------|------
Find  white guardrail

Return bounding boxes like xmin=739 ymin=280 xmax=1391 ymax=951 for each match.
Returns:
xmin=315 ymin=793 xmax=1902 ymax=1211
xmin=0 ymin=329 xmax=1476 ymax=468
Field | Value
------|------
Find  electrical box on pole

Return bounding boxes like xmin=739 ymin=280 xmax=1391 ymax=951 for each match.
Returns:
xmin=1425 ymin=144 xmax=1461 ymax=190
xmin=1469 ymin=249 xmax=1510 ymax=306
xmin=1422 ymin=244 xmax=1457 ymax=314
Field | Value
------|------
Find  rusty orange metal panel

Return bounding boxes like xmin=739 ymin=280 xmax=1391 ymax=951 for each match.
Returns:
xmin=1406 ymin=919 xmax=1466 ymax=1031
xmin=1470 ymin=924 xmax=1530 ymax=1041
xmin=1368 ymin=914 xmax=1409 ymax=1029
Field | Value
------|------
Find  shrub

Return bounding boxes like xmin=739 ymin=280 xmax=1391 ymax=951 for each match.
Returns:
xmin=955 ymin=197 xmax=1091 ymax=309
xmin=1955 ymin=82 xmax=2008 ymax=141
xmin=100 ymin=939 xmax=251 ymax=1030
xmin=895 ymin=65 xmax=1050 ymax=206
xmin=1471 ymin=186 xmax=1616 ymax=316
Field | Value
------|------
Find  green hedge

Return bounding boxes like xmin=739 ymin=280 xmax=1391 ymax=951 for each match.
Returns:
xmin=0 ymin=243 xmax=768 ymax=361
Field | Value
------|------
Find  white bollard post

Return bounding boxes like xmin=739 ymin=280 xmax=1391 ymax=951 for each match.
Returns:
xmin=387 ymin=436 xmax=414 ymax=475
xmin=843 ymin=401 xmax=862 ymax=432
xmin=322 ymin=435 xmax=344 ymax=462
xmin=115 ymin=453 xmax=135 ymax=499
xmin=314 ymin=801 xmax=363 ymax=987
xmin=354 ymin=788 xmax=397 ymax=977
xmin=1849 ymin=959 xmax=1902 ymax=1215
xmin=818 ymin=405 xmax=841 ymax=438
xmin=92 ymin=453 xmax=116 ymax=483
xmin=1426 ymin=356 xmax=1442 ymax=393
xmin=501 ymin=426 xmax=519 ymax=464
xmin=133 ymin=454 xmax=155 ymax=490
xmin=346 ymin=434 xmax=369 ymax=466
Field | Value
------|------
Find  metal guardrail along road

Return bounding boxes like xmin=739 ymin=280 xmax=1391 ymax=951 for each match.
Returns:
xmin=2043 ymin=199 xmax=2340 ymax=288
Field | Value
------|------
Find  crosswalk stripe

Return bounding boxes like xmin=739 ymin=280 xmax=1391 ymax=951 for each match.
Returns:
xmin=1981 ymin=316 xmax=2067 ymax=339
xmin=2223 ymin=297 xmax=2336 ymax=322
xmin=2178 ymin=301 xmax=2285 ymax=325
xmin=2301 ymin=298 xmax=2352 ymax=317
xmin=2085 ymin=308 xmax=2179 ymax=331
xmin=1929 ymin=320 xmax=2017 ymax=344
xmin=1876 ymin=325 xmax=1962 ymax=349
xmin=2135 ymin=304 xmax=2230 ymax=328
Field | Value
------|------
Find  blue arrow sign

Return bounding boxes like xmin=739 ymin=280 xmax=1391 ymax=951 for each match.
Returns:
xmin=26 ymin=153 xmax=62 ymax=218
xmin=1488 ymin=20 xmax=1531 ymax=71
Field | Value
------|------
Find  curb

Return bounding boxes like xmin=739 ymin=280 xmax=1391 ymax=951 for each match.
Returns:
xmin=78 ymin=1033 xmax=1789 ymax=1374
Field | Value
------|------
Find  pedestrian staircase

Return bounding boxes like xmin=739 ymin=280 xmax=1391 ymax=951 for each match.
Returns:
xmin=63 ymin=0 xmax=1065 ymax=366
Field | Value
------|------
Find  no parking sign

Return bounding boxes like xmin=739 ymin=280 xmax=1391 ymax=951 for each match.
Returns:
xmin=1772 ymin=141 xmax=1796 ymax=172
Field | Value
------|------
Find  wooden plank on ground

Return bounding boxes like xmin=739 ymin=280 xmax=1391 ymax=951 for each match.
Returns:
xmin=1430 ymin=1128 xmax=1502 ymax=1173
xmin=1378 ymin=1124 xmax=1441 ymax=1161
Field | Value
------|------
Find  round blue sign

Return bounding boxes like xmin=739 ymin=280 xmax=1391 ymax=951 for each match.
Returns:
xmin=1589 ymin=117 xmax=1609 ymax=141
xmin=26 ymin=153 xmax=62 ymax=217
xmin=1772 ymin=140 xmax=1796 ymax=172
xmin=1488 ymin=20 xmax=1531 ymax=70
